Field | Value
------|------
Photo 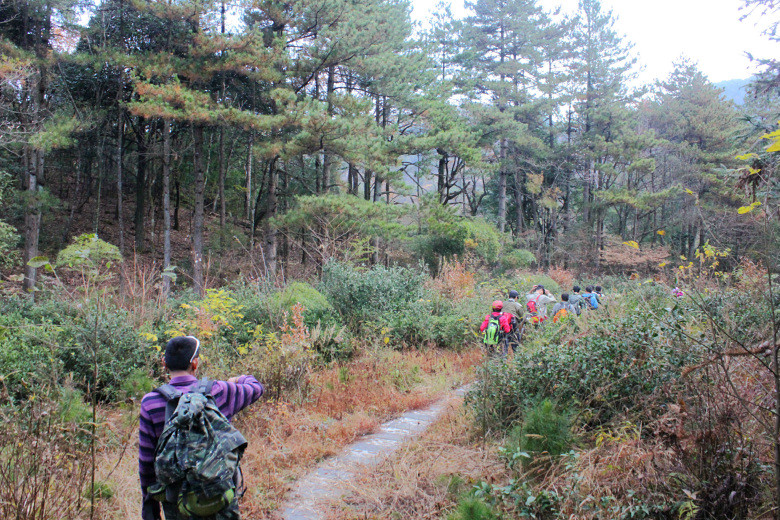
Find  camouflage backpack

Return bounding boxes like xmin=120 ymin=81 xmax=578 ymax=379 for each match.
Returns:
xmin=148 ymin=379 xmax=247 ymax=518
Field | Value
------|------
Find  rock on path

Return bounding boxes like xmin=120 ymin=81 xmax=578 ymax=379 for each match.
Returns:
xmin=279 ymin=385 xmax=471 ymax=520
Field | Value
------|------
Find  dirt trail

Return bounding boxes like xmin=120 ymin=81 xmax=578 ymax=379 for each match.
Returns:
xmin=278 ymin=385 xmax=471 ymax=520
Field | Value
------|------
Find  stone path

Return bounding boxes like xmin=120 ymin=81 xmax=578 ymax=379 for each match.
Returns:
xmin=280 ymin=385 xmax=471 ymax=520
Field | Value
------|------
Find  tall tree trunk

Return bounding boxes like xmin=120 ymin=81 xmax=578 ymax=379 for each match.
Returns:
xmin=116 ymin=0 xmax=126 ymax=251
xmin=364 ymin=169 xmax=372 ymax=201
xmin=595 ymin=212 xmax=604 ymax=271
xmin=280 ymin=160 xmax=288 ymax=270
xmin=513 ymin=170 xmax=523 ymax=236
xmin=583 ymin=159 xmax=593 ymax=224
xmin=174 ymin=175 xmax=180 ymax=231
xmin=437 ymin=150 xmax=447 ymax=204
xmin=264 ymin=157 xmax=278 ymax=278
xmin=22 ymin=148 xmax=43 ymax=296
xmin=218 ymin=125 xmax=226 ymax=243
xmin=322 ymin=65 xmax=335 ymax=192
xmin=314 ymin=153 xmax=322 ymax=194
xmin=116 ymin=111 xmax=125 ymax=255
xmin=245 ymin=133 xmax=253 ymax=222
xmin=497 ymin=138 xmax=507 ymax=233
xmin=135 ymin=122 xmax=147 ymax=252
xmin=217 ymin=0 xmax=227 ymax=236
xmin=94 ymin=135 xmax=104 ymax=234
xmin=563 ymin=168 xmax=571 ymax=234
xmin=192 ymin=124 xmax=205 ymax=296
xmin=162 ymin=120 xmax=172 ymax=298
xmin=348 ymin=163 xmax=357 ymax=195
xmin=22 ymin=62 xmax=46 ymax=296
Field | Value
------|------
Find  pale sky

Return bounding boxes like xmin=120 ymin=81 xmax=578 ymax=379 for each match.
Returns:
xmin=411 ymin=0 xmax=780 ymax=85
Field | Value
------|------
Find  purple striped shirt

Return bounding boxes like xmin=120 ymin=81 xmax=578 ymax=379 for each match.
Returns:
xmin=138 ymin=374 xmax=263 ymax=516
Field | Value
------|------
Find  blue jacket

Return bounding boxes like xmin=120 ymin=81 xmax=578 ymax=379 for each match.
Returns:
xmin=581 ymin=292 xmax=599 ymax=309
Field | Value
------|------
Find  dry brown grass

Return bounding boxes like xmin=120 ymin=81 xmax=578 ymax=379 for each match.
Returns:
xmin=546 ymin=266 xmax=574 ymax=291
xmin=536 ymin=436 xmax=681 ymax=520
xmin=324 ymin=403 xmax=508 ymax=520
xmin=94 ymin=348 xmax=482 ymax=519
xmin=426 ymin=260 xmax=476 ymax=302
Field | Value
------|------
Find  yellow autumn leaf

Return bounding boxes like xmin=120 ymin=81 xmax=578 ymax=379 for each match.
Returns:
xmin=685 ymin=189 xmax=694 ymax=195
xmin=623 ymin=241 xmax=639 ymax=249
xmin=768 ymin=140 xmax=780 ymax=153
xmin=384 ymin=337 xmax=390 ymax=345
xmin=657 ymin=230 xmax=665 ymax=236
xmin=737 ymin=201 xmax=761 ymax=215
xmin=761 ymin=126 xmax=780 ymax=139
xmin=659 ymin=262 xmax=668 ymax=267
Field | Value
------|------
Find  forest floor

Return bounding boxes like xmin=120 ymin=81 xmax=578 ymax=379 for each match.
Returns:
xmin=95 ymin=347 xmax=482 ymax=519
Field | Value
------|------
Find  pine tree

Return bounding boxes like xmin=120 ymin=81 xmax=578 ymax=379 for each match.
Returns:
xmin=0 ymin=0 xmax=83 ymax=295
xmin=569 ymin=0 xmax=637 ymax=265
xmin=460 ymin=0 xmax=549 ymax=233
xmin=642 ymin=59 xmax=741 ymax=256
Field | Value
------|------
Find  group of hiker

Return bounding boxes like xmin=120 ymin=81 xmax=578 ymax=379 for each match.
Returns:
xmin=480 ymin=283 xmax=604 ymax=356
xmin=138 ymin=287 xmax=609 ymax=519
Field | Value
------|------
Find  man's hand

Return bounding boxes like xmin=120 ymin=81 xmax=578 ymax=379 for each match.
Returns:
xmin=227 ymin=376 xmax=241 ymax=384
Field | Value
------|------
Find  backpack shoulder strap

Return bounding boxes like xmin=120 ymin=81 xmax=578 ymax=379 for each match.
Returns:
xmin=194 ymin=378 xmax=214 ymax=397
xmin=156 ymin=384 xmax=183 ymax=424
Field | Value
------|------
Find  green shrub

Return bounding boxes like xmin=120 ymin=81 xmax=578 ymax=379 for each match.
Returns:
xmin=499 ymin=249 xmax=536 ymax=271
xmin=510 ymin=399 xmax=573 ymax=458
xmin=86 ymin=481 xmax=115 ymax=501
xmin=429 ymin=313 xmax=476 ymax=350
xmin=462 ymin=218 xmax=503 ymax=264
xmin=319 ymin=261 xmax=426 ymax=331
xmin=411 ymin=202 xmax=468 ymax=273
xmin=0 ymin=297 xmax=152 ymax=402
xmin=0 ymin=220 xmax=20 ymax=269
xmin=411 ymin=202 xmax=504 ymax=272
xmin=55 ymin=233 xmax=121 ymax=270
xmin=309 ymin=322 xmax=353 ymax=362
xmin=467 ymin=305 xmax=702 ymax=430
xmin=57 ymin=307 xmax=150 ymax=401
xmin=56 ymin=384 xmax=92 ymax=427
xmin=0 ymin=298 xmax=75 ymax=394
xmin=268 ymin=281 xmax=340 ymax=328
xmin=446 ymin=498 xmax=499 ymax=520
xmin=120 ymin=368 xmax=156 ymax=401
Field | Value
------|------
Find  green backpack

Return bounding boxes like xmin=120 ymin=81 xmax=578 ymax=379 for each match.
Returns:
xmin=483 ymin=314 xmax=502 ymax=346
xmin=148 ymin=379 xmax=247 ymax=518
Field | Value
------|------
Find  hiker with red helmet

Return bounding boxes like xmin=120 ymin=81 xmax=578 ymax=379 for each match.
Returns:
xmin=480 ymin=300 xmax=512 ymax=357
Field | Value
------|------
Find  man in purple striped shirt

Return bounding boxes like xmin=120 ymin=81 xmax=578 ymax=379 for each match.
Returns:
xmin=139 ymin=335 xmax=264 ymax=520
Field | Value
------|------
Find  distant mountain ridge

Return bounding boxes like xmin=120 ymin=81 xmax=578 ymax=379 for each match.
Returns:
xmin=715 ymin=78 xmax=752 ymax=105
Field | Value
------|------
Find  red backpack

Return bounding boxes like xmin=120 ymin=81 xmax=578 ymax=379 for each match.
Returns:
xmin=526 ymin=295 xmax=545 ymax=324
